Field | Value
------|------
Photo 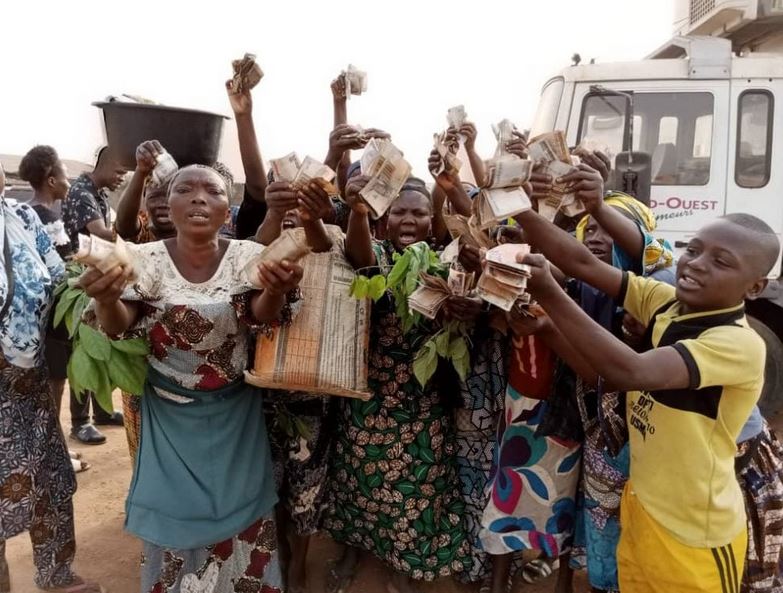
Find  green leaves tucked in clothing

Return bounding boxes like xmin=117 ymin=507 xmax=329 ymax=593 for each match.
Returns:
xmin=351 ymin=242 xmax=473 ymax=387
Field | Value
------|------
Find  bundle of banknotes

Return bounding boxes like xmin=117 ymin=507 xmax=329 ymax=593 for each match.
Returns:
xmin=476 ymin=243 xmax=532 ymax=312
xmin=269 ymin=153 xmax=338 ymax=194
xmin=244 ymin=229 xmax=312 ymax=288
xmin=359 ymin=139 xmax=412 ymax=219
xmin=151 ymin=151 xmax=178 ymax=188
xmin=492 ymin=119 xmax=517 ymax=158
xmin=408 ymin=266 xmax=476 ymax=319
xmin=74 ymin=235 xmax=137 ymax=282
xmin=447 ymin=105 xmax=467 ymax=130
xmin=432 ymin=132 xmax=463 ymax=177
xmin=342 ymin=64 xmax=368 ymax=98
xmin=474 ymin=120 xmax=534 ymax=229
xmin=528 ymin=131 xmax=585 ymax=221
xmin=231 ymin=53 xmax=264 ymax=93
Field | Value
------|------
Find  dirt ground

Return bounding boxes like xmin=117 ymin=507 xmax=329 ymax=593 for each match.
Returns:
xmin=23 ymin=393 xmax=783 ymax=592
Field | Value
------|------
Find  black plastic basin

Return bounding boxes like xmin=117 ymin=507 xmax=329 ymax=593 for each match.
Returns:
xmin=93 ymin=101 xmax=228 ymax=169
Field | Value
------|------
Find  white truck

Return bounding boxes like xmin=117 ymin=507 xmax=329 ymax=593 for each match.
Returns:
xmin=529 ymin=0 xmax=783 ymax=416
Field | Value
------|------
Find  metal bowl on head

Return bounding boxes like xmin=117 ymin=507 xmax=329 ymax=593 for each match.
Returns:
xmin=93 ymin=101 xmax=229 ymax=169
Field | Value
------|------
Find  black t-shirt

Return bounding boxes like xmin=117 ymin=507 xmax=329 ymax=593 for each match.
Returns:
xmin=234 ymin=187 xmax=268 ymax=240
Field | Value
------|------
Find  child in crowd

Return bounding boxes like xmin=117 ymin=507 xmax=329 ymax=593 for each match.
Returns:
xmin=513 ymin=163 xmax=780 ymax=593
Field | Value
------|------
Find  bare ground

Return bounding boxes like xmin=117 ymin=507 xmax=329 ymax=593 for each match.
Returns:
xmin=28 ymin=388 xmax=774 ymax=592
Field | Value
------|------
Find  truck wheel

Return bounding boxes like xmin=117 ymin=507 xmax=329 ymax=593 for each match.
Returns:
xmin=747 ymin=316 xmax=783 ymax=419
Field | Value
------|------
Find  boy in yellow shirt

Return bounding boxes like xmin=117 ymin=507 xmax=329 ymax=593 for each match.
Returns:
xmin=513 ymin=164 xmax=780 ymax=593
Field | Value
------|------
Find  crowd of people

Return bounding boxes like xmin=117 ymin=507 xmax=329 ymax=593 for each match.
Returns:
xmin=0 ymin=68 xmax=782 ymax=593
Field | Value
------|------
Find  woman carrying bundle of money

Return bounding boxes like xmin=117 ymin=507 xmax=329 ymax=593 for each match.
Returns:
xmin=322 ymin=175 xmax=473 ymax=593
xmin=79 ymin=164 xmax=304 ymax=593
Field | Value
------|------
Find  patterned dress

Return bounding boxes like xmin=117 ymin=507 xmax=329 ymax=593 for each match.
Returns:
xmin=453 ymin=324 xmax=506 ymax=582
xmin=0 ymin=198 xmax=77 ymax=588
xmin=265 ymin=394 xmax=337 ymax=535
xmin=119 ymin=240 xmax=289 ymax=593
xmin=480 ymin=334 xmax=581 ymax=558
xmin=322 ymin=241 xmax=470 ymax=581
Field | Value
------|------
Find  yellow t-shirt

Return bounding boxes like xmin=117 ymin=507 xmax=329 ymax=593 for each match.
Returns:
xmin=620 ymin=272 xmax=765 ymax=548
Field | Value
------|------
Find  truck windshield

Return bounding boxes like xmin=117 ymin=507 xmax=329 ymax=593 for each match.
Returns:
xmin=579 ymin=91 xmax=714 ymax=186
xmin=530 ymin=78 xmax=564 ymax=137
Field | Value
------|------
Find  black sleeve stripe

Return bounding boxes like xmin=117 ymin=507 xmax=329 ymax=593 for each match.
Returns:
xmin=618 ymin=271 xmax=630 ymax=306
xmin=672 ymin=343 xmax=701 ymax=390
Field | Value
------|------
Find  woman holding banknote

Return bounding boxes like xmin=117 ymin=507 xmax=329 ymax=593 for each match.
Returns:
xmin=322 ymin=176 xmax=471 ymax=593
xmin=80 ymin=164 xmax=303 ymax=593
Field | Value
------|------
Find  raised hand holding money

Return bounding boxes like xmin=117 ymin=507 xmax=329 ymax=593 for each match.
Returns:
xmin=329 ymin=124 xmax=370 ymax=152
xmin=344 ymin=175 xmax=372 ymax=215
xmin=74 ymin=235 xmax=137 ymax=281
xmin=231 ymin=53 xmax=263 ymax=94
xmin=557 ymin=163 xmax=604 ymax=212
xmin=343 ymin=64 xmax=368 ymax=98
xmin=77 ymin=265 xmax=136 ymax=307
xmin=135 ymin=140 xmax=163 ymax=176
xmin=297 ymin=179 xmax=334 ymax=222
xmin=265 ymin=181 xmax=300 ymax=215
xmin=245 ymin=230 xmax=310 ymax=289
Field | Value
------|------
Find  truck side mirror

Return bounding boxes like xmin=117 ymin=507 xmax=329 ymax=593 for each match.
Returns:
xmin=610 ymin=151 xmax=652 ymax=205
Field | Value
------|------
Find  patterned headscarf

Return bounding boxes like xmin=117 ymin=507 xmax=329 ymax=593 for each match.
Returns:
xmin=575 ymin=192 xmax=673 ymax=275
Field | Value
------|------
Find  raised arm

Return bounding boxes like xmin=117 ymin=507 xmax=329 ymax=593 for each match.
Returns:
xmin=459 ymin=122 xmax=486 ymax=187
xmin=515 ymin=166 xmax=623 ymax=299
xmin=522 ymin=254 xmax=690 ymax=392
xmin=562 ymin=156 xmax=644 ymax=262
xmin=330 ymin=76 xmax=350 ymax=193
xmin=343 ymin=175 xmax=376 ymax=270
xmin=226 ymin=80 xmax=267 ymax=202
xmin=325 ymin=125 xmax=366 ymax=174
xmin=115 ymin=140 xmax=161 ymax=239
xmin=297 ymin=179 xmax=335 ymax=253
xmin=427 ymin=149 xmax=472 ymax=217
xmin=255 ymin=182 xmax=298 ymax=245
xmin=508 ymin=308 xmax=598 ymax=386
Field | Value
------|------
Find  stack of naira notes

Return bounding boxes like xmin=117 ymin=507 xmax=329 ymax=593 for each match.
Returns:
xmin=527 ymin=130 xmax=585 ymax=221
xmin=476 ymin=243 xmax=533 ymax=312
xmin=474 ymin=119 xmax=533 ymax=229
xmin=408 ymin=265 xmax=475 ymax=319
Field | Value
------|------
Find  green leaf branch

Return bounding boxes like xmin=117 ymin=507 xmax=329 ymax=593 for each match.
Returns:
xmin=55 ymin=263 xmax=149 ymax=412
xmin=350 ymin=243 xmax=473 ymax=388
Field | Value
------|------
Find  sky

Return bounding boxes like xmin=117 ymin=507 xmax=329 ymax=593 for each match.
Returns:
xmin=2 ymin=0 xmax=676 ymax=180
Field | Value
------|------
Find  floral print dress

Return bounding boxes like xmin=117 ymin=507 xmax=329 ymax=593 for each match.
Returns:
xmin=322 ymin=241 xmax=470 ymax=581
xmin=0 ymin=198 xmax=77 ymax=588
xmin=480 ymin=334 xmax=581 ymax=558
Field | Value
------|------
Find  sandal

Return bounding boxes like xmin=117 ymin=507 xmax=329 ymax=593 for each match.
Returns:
xmin=326 ymin=559 xmax=355 ymax=593
xmin=521 ymin=558 xmax=553 ymax=584
xmin=68 ymin=450 xmax=82 ymax=460
xmin=71 ymin=459 xmax=91 ymax=473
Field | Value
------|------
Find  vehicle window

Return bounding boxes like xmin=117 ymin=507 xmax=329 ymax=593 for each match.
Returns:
xmin=579 ymin=91 xmax=714 ymax=186
xmin=530 ymin=78 xmax=565 ymax=138
xmin=736 ymin=91 xmax=773 ymax=189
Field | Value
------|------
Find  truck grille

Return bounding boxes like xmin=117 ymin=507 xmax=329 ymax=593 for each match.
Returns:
xmin=690 ymin=0 xmax=716 ymax=24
